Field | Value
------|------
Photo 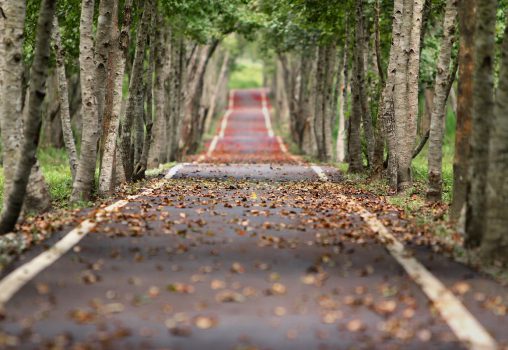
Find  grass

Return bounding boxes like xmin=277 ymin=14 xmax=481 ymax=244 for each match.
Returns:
xmin=37 ymin=147 xmax=74 ymax=208
xmin=0 ymin=147 xmax=73 ymax=210
xmin=229 ymin=58 xmax=263 ymax=90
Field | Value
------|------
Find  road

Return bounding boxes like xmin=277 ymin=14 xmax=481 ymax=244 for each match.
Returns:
xmin=0 ymin=89 xmax=507 ymax=350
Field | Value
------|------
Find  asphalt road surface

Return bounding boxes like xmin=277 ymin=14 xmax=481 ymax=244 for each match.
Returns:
xmin=0 ymin=89 xmax=507 ymax=350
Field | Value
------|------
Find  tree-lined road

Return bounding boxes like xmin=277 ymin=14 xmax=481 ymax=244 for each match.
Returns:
xmin=0 ymin=90 xmax=507 ymax=350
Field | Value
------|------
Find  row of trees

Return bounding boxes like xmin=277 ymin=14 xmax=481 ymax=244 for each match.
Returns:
xmin=0 ymin=0 xmax=506 ymax=264
xmin=0 ymin=0 xmax=257 ymax=233
xmin=263 ymin=0 xmax=507 ymax=265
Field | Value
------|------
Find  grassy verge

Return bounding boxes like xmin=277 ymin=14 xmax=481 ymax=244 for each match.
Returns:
xmin=0 ymin=147 xmax=73 ymax=210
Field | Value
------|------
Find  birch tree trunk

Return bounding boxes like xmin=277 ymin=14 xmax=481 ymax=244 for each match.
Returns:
xmin=296 ymin=50 xmax=312 ymax=152
xmin=120 ymin=0 xmax=152 ymax=181
xmin=349 ymin=42 xmax=364 ymax=173
xmin=465 ymin=0 xmax=497 ymax=247
xmin=323 ymin=44 xmax=336 ymax=162
xmin=336 ymin=48 xmax=348 ymax=163
xmin=0 ymin=0 xmax=56 ymax=233
xmin=71 ymin=0 xmax=99 ymax=202
xmin=133 ymin=10 xmax=156 ymax=181
xmin=99 ymin=0 xmax=132 ymax=195
xmin=0 ymin=0 xmax=26 ymax=210
xmin=53 ymin=17 xmax=78 ymax=180
xmin=357 ymin=0 xmax=375 ymax=166
xmin=94 ymin=0 xmax=114 ymax=128
xmin=451 ymin=0 xmax=476 ymax=221
xmin=393 ymin=0 xmax=424 ymax=191
xmin=481 ymin=11 xmax=508 ymax=265
xmin=372 ymin=0 xmax=386 ymax=174
xmin=379 ymin=0 xmax=404 ymax=189
xmin=427 ymin=0 xmax=458 ymax=201
xmin=168 ymin=35 xmax=186 ymax=161
xmin=148 ymin=21 xmax=170 ymax=168
xmin=204 ymin=51 xmax=230 ymax=134
xmin=314 ymin=47 xmax=324 ymax=159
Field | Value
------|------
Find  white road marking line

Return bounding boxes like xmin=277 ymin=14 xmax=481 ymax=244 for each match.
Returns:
xmin=310 ymin=165 xmax=329 ymax=181
xmin=0 ymin=164 xmax=186 ymax=308
xmin=203 ymin=90 xmax=235 ymax=161
xmin=207 ymin=136 xmax=219 ymax=157
xmin=261 ymin=90 xmax=275 ymax=138
xmin=310 ymin=165 xmax=498 ymax=350
xmin=164 ymin=163 xmax=185 ymax=179
xmin=276 ymin=136 xmax=288 ymax=153
xmin=219 ymin=110 xmax=232 ymax=139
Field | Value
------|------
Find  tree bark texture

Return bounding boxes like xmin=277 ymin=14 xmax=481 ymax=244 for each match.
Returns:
xmin=451 ymin=0 xmax=476 ymax=221
xmin=481 ymin=10 xmax=508 ymax=265
xmin=120 ymin=0 xmax=152 ymax=181
xmin=393 ymin=0 xmax=424 ymax=191
xmin=466 ymin=0 xmax=497 ymax=247
xmin=427 ymin=0 xmax=458 ymax=201
xmin=133 ymin=9 xmax=157 ymax=181
xmin=94 ymin=0 xmax=114 ymax=129
xmin=379 ymin=0 xmax=404 ymax=189
xmin=0 ymin=0 xmax=56 ymax=233
xmin=148 ymin=20 xmax=170 ymax=168
xmin=53 ymin=17 xmax=78 ymax=180
xmin=71 ymin=0 xmax=99 ymax=202
xmin=99 ymin=0 xmax=132 ymax=195
xmin=0 ymin=0 xmax=26 ymax=210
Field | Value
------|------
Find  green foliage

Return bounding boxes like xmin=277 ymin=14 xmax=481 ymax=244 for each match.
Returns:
xmin=229 ymin=58 xmax=263 ymax=89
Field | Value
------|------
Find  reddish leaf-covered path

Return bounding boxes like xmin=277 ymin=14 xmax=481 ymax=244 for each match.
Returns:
xmin=0 ymin=89 xmax=507 ymax=349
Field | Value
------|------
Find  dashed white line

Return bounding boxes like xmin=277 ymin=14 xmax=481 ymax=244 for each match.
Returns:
xmin=0 ymin=164 xmax=186 ymax=308
xmin=310 ymin=165 xmax=498 ymax=350
xmin=219 ymin=110 xmax=232 ymax=139
xmin=207 ymin=136 xmax=219 ymax=157
xmin=261 ymin=90 xmax=275 ymax=138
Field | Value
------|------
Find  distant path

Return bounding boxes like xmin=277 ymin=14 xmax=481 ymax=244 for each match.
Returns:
xmin=0 ymin=89 xmax=506 ymax=349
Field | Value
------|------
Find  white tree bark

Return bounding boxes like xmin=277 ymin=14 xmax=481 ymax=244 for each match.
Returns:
xmin=53 ymin=17 xmax=78 ymax=180
xmin=71 ymin=0 xmax=99 ymax=202
xmin=336 ymin=48 xmax=348 ymax=162
xmin=99 ymin=0 xmax=132 ymax=195
xmin=427 ymin=0 xmax=458 ymax=201
xmin=0 ymin=0 xmax=26 ymax=209
xmin=0 ymin=0 xmax=56 ymax=233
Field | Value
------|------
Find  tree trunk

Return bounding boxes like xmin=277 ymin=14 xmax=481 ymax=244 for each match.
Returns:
xmin=336 ymin=48 xmax=348 ymax=163
xmin=94 ymin=0 xmax=114 ymax=129
xmin=451 ymin=0 xmax=476 ymax=221
xmin=120 ymin=0 xmax=152 ymax=181
xmin=349 ymin=31 xmax=364 ymax=173
xmin=184 ymin=41 xmax=220 ymax=155
xmin=481 ymin=9 xmax=508 ymax=265
xmin=323 ymin=44 xmax=336 ymax=162
xmin=148 ymin=19 xmax=170 ymax=168
xmin=379 ymin=0 xmax=404 ymax=189
xmin=53 ymin=17 xmax=78 ymax=180
xmin=427 ymin=0 xmax=458 ymax=201
xmin=71 ymin=0 xmax=99 ymax=202
xmin=314 ymin=46 xmax=326 ymax=161
xmin=0 ymin=0 xmax=56 ymax=233
xmin=168 ymin=35 xmax=186 ymax=161
xmin=98 ymin=0 xmax=132 ymax=195
xmin=465 ymin=0 xmax=497 ymax=248
xmin=133 ymin=10 xmax=156 ymax=181
xmin=0 ymin=0 xmax=26 ymax=210
xmin=204 ymin=51 xmax=230 ymax=135
xmin=393 ymin=0 xmax=424 ymax=191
